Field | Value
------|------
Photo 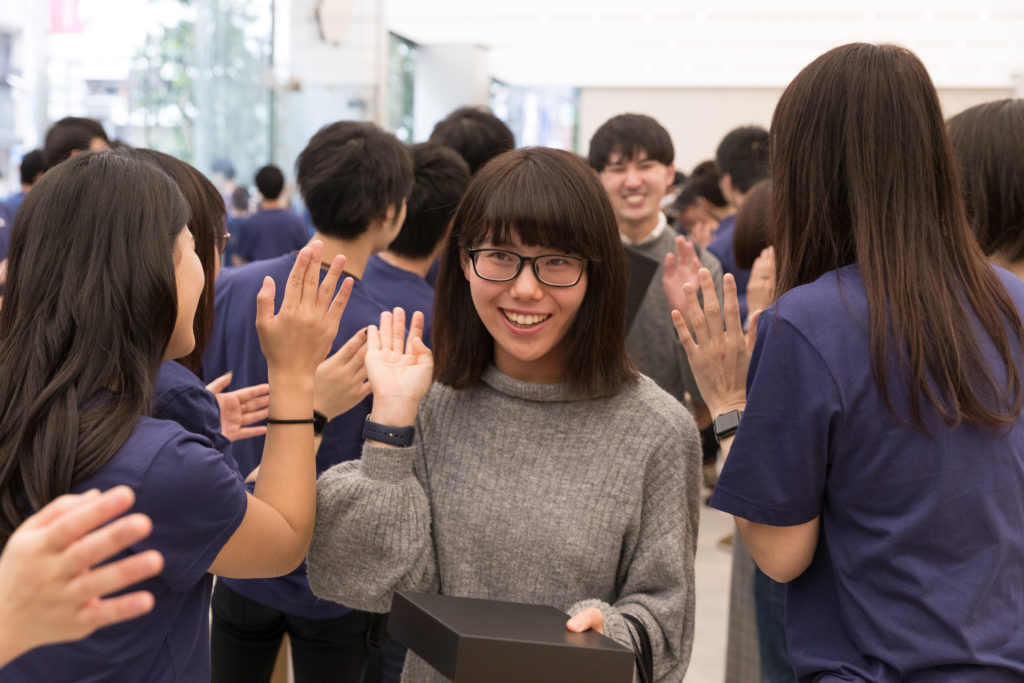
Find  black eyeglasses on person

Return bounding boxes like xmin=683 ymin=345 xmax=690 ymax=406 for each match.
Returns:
xmin=466 ymin=248 xmax=587 ymax=287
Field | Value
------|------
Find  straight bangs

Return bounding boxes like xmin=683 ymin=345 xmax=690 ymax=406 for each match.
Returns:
xmin=456 ymin=152 xmax=607 ymax=262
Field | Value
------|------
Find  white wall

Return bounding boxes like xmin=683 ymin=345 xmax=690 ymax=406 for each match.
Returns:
xmin=412 ymin=45 xmax=490 ymax=142
xmin=580 ymin=86 xmax=1013 ymax=173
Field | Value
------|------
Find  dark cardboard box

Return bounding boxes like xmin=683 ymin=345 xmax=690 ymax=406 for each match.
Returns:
xmin=388 ymin=591 xmax=635 ymax=683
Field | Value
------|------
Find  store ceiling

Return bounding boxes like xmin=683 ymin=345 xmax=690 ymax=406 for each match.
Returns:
xmin=386 ymin=0 xmax=1024 ymax=88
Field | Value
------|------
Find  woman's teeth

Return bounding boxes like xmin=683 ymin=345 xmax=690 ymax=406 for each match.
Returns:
xmin=504 ymin=311 xmax=550 ymax=327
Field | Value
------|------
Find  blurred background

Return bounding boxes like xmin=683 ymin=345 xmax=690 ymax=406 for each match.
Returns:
xmin=0 ymin=0 xmax=1021 ymax=195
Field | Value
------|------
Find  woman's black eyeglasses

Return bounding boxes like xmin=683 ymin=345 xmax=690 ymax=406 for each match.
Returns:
xmin=466 ymin=248 xmax=587 ymax=287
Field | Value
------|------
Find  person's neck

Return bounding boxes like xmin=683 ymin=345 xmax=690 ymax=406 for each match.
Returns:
xmin=20 ymin=184 xmax=30 ymax=193
xmin=378 ymin=250 xmax=433 ymax=279
xmin=618 ymin=213 xmax=661 ymax=245
xmin=309 ymin=231 xmax=375 ymax=279
xmin=260 ymin=198 xmax=287 ymax=211
xmin=991 ymin=252 xmax=1024 ymax=282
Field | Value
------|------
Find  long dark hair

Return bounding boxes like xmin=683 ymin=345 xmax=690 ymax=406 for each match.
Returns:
xmin=947 ymin=99 xmax=1024 ymax=264
xmin=771 ymin=43 xmax=1023 ymax=428
xmin=134 ymin=148 xmax=226 ymax=372
xmin=0 ymin=151 xmax=188 ymax=542
xmin=433 ymin=147 xmax=637 ymax=398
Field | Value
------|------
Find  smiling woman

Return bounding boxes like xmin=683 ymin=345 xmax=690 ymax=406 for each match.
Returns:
xmin=308 ymin=147 xmax=703 ymax=683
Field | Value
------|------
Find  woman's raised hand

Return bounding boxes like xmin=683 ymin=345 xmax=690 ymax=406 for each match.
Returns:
xmin=255 ymin=242 xmax=353 ymax=379
xmin=364 ymin=308 xmax=433 ymax=427
xmin=744 ymin=246 xmax=776 ymax=327
xmin=0 ymin=487 xmax=163 ymax=666
xmin=671 ymin=270 xmax=758 ymax=418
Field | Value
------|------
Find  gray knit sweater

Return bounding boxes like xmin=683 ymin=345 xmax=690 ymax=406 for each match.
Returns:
xmin=307 ymin=367 xmax=701 ymax=683
xmin=626 ymin=229 xmax=724 ymax=406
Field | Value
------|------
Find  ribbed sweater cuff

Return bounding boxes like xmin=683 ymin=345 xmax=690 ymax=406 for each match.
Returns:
xmin=361 ymin=443 xmax=417 ymax=481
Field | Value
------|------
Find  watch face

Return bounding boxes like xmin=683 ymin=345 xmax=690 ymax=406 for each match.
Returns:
xmin=714 ymin=410 xmax=742 ymax=438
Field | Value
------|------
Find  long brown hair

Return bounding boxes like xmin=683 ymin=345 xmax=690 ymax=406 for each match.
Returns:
xmin=433 ymin=147 xmax=637 ymax=398
xmin=771 ymin=43 xmax=1023 ymax=428
xmin=134 ymin=149 xmax=225 ymax=373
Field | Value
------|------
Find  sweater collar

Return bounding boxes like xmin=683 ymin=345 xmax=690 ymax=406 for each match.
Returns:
xmin=480 ymin=366 xmax=576 ymax=403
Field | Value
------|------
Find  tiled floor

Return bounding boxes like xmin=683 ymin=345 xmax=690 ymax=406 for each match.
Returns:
xmin=685 ymin=504 xmax=735 ymax=682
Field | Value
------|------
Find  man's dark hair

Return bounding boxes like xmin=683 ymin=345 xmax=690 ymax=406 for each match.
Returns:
xmin=231 ymin=186 xmax=250 ymax=213
xmin=19 ymin=149 xmax=50 ymax=186
xmin=387 ymin=143 xmax=470 ymax=259
xmin=296 ymin=121 xmax=413 ymax=240
xmin=674 ymin=160 xmax=729 ymax=210
xmin=587 ymin=113 xmax=674 ymax=172
xmin=211 ymin=157 xmax=236 ymax=180
xmin=715 ymin=125 xmax=769 ymax=193
xmin=43 ymin=117 xmax=109 ymax=166
xmin=428 ymin=107 xmax=515 ymax=175
xmin=255 ymin=164 xmax=285 ymax=201
xmin=434 ymin=147 xmax=638 ymax=399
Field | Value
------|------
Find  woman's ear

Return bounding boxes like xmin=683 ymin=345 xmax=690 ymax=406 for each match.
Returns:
xmin=460 ymin=249 xmax=472 ymax=282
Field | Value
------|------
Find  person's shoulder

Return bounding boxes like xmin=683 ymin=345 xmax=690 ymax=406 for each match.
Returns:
xmin=604 ymin=374 xmax=694 ymax=438
xmin=224 ymin=253 xmax=297 ymax=286
xmin=773 ymin=265 xmax=864 ymax=325
xmin=993 ymin=265 xmax=1024 ymax=306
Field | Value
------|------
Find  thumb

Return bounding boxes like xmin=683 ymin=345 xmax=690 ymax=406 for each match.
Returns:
xmin=205 ymin=372 xmax=232 ymax=394
xmin=255 ymin=276 xmax=276 ymax=329
xmin=566 ymin=607 xmax=604 ymax=633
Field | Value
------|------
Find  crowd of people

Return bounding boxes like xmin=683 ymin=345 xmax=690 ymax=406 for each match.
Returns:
xmin=0 ymin=40 xmax=1022 ymax=683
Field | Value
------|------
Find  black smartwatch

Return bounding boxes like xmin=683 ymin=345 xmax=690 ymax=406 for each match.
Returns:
xmin=362 ymin=416 xmax=415 ymax=447
xmin=313 ymin=410 xmax=329 ymax=437
xmin=713 ymin=409 xmax=743 ymax=442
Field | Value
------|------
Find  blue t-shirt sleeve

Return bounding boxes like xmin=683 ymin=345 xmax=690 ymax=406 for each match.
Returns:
xmin=710 ymin=311 xmax=843 ymax=526
xmin=135 ymin=431 xmax=249 ymax=591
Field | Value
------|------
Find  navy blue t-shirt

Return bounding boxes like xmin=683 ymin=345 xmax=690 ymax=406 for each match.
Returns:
xmin=5 ymin=418 xmax=248 ymax=682
xmin=707 ymin=214 xmax=751 ymax=320
xmin=153 ymin=360 xmax=236 ymax=473
xmin=203 ymin=253 xmax=386 ymax=618
xmin=712 ymin=265 xmax=1024 ymax=681
xmin=362 ymin=254 xmax=435 ymax=348
xmin=235 ymin=208 xmax=309 ymax=263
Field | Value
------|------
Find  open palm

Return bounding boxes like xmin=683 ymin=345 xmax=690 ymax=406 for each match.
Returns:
xmin=365 ymin=308 xmax=433 ymax=418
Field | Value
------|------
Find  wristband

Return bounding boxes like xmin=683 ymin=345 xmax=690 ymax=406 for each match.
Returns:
xmin=362 ymin=416 xmax=415 ymax=447
xmin=266 ymin=417 xmax=315 ymax=427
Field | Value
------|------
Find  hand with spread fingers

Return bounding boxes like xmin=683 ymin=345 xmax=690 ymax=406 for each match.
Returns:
xmin=0 ymin=486 xmax=164 ymax=667
xmin=255 ymin=242 xmax=354 ymax=379
xmin=363 ymin=308 xmax=433 ymax=430
xmin=662 ymin=234 xmax=704 ymax=315
xmin=315 ymin=327 xmax=372 ymax=421
xmin=205 ymin=373 xmax=271 ymax=442
xmin=671 ymin=270 xmax=759 ymax=418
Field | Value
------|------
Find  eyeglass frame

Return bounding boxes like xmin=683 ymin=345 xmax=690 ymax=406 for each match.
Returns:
xmin=465 ymin=247 xmax=588 ymax=287
xmin=216 ymin=231 xmax=231 ymax=255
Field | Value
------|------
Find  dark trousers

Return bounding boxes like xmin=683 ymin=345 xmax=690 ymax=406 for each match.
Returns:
xmin=211 ymin=582 xmax=372 ymax=683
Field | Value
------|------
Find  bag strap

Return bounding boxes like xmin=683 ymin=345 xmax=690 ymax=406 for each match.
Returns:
xmin=620 ymin=613 xmax=654 ymax=683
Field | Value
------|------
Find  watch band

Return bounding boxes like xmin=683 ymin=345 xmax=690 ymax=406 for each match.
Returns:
xmin=362 ymin=416 xmax=415 ymax=447
xmin=713 ymin=409 xmax=743 ymax=442
xmin=313 ymin=410 xmax=328 ymax=437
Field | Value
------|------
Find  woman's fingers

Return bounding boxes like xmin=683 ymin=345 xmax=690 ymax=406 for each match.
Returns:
xmin=391 ymin=308 xmax=407 ymax=353
xmin=406 ymin=311 xmax=425 ymax=355
xmin=566 ymin=607 xmax=605 ymax=635
xmin=301 ymin=241 xmax=324 ymax=305
xmin=205 ymin=372 xmax=232 ymax=395
xmin=281 ymin=245 xmax=312 ymax=312
xmin=40 ymin=487 xmax=137 ymax=554
xmin=317 ymin=254 xmax=346 ymax=312
xmin=720 ymin=274 xmax=743 ymax=336
xmin=59 ymin=513 xmax=154 ymax=578
xmin=69 ymin=549 xmax=163 ymax=607
xmin=75 ymin=589 xmax=158 ymax=633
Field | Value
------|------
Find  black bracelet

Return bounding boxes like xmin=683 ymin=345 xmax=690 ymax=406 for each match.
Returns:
xmin=265 ymin=418 xmax=316 ymax=425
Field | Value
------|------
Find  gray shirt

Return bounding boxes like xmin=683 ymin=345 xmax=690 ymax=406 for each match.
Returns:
xmin=625 ymin=228 xmax=724 ymax=407
xmin=308 ymin=367 xmax=701 ymax=682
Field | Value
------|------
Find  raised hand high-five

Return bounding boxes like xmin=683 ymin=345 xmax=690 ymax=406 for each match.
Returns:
xmin=363 ymin=308 xmax=433 ymax=435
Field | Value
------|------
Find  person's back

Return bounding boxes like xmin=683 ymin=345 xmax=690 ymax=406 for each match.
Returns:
xmin=363 ymin=143 xmax=471 ymax=349
xmin=695 ymin=43 xmax=1024 ymax=682
xmin=234 ymin=164 xmax=308 ymax=263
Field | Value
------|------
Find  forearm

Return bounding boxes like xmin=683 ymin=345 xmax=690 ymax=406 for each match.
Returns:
xmin=307 ymin=445 xmax=436 ymax=612
xmin=252 ymin=372 xmax=316 ymax=544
